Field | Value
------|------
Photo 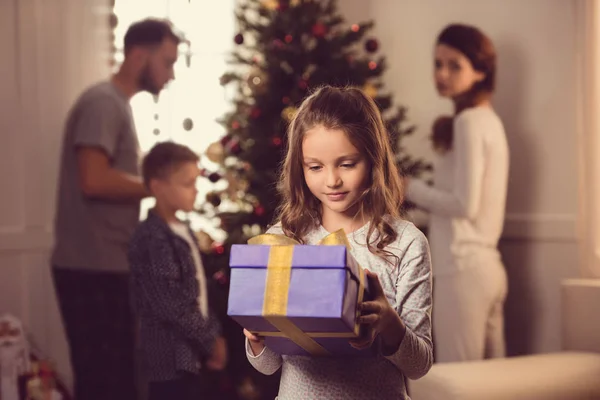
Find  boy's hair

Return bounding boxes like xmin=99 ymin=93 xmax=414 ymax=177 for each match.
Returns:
xmin=277 ymin=85 xmax=404 ymax=265
xmin=124 ymin=18 xmax=181 ymax=54
xmin=142 ymin=142 xmax=199 ymax=189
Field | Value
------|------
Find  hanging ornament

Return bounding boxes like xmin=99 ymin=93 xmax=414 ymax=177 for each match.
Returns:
xmin=208 ymin=172 xmax=222 ymax=183
xmin=220 ymin=134 xmax=233 ymax=146
xmin=281 ymin=106 xmax=297 ymax=122
xmin=227 ymin=139 xmax=242 ymax=155
xmin=250 ymin=107 xmax=262 ymax=119
xmin=351 ymin=24 xmax=360 ymax=32
xmin=298 ymin=79 xmax=308 ymax=90
xmin=272 ymin=136 xmax=283 ymax=147
xmin=365 ymin=38 xmax=379 ymax=53
xmin=109 ymin=13 xmax=118 ymax=29
xmin=182 ymin=118 xmax=193 ymax=131
xmin=195 ymin=231 xmax=215 ymax=253
xmin=213 ymin=270 xmax=228 ymax=285
xmin=246 ymin=68 xmax=269 ymax=94
xmin=362 ymin=82 xmax=378 ymax=98
xmin=368 ymin=61 xmax=378 ymax=70
xmin=212 ymin=242 xmax=225 ymax=255
xmin=220 ymin=73 xmax=236 ymax=86
xmin=272 ymin=39 xmax=285 ymax=50
xmin=311 ymin=23 xmax=328 ymax=38
xmin=284 ymin=34 xmax=293 ymax=43
xmin=231 ymin=121 xmax=240 ymax=130
xmin=206 ymin=192 xmax=222 ymax=207
xmin=205 ymin=141 xmax=225 ymax=164
xmin=261 ymin=0 xmax=278 ymax=10
xmin=234 ymin=33 xmax=244 ymax=45
xmin=282 ymin=96 xmax=291 ymax=105
xmin=254 ymin=204 xmax=265 ymax=216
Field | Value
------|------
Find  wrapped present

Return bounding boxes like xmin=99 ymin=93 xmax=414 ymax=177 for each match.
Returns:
xmin=227 ymin=230 xmax=375 ymax=357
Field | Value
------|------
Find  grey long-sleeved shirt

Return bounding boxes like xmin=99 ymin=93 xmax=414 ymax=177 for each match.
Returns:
xmin=246 ymin=218 xmax=433 ymax=399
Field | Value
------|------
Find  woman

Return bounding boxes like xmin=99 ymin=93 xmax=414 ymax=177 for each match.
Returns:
xmin=405 ymin=23 xmax=509 ymax=363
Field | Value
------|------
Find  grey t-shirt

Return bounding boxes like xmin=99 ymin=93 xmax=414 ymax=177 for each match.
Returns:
xmin=51 ymin=81 xmax=141 ymax=273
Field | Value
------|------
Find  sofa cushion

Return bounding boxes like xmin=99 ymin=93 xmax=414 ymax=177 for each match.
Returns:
xmin=409 ymin=352 xmax=600 ymax=400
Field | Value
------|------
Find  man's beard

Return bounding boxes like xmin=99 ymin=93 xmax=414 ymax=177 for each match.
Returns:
xmin=137 ymin=64 xmax=160 ymax=95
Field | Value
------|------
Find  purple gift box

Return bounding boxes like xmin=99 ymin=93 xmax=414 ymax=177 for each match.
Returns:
xmin=227 ymin=243 xmax=375 ymax=357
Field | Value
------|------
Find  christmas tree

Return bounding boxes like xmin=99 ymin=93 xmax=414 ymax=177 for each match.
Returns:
xmin=193 ymin=0 xmax=430 ymax=398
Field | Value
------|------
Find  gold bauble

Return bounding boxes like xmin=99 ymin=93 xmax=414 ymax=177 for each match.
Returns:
xmin=362 ymin=82 xmax=378 ymax=98
xmin=246 ymin=68 xmax=269 ymax=95
xmin=205 ymin=141 xmax=225 ymax=164
xmin=261 ymin=0 xmax=278 ymax=10
xmin=281 ymin=106 xmax=297 ymax=122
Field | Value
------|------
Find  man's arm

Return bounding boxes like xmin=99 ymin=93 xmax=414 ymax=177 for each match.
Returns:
xmin=77 ymin=147 xmax=148 ymax=200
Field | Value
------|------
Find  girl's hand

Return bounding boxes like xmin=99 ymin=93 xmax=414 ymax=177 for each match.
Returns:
xmin=243 ymin=328 xmax=265 ymax=356
xmin=350 ymin=270 xmax=406 ymax=354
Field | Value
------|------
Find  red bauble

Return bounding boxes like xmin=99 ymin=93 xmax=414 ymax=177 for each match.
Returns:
xmin=365 ymin=38 xmax=379 ymax=53
xmin=227 ymin=140 xmax=242 ymax=155
xmin=284 ymin=34 xmax=293 ymax=43
xmin=231 ymin=121 xmax=240 ymax=130
xmin=212 ymin=243 xmax=225 ymax=255
xmin=213 ymin=270 xmax=228 ymax=285
xmin=272 ymin=136 xmax=283 ymax=146
xmin=250 ymin=107 xmax=261 ymax=119
xmin=368 ymin=61 xmax=378 ymax=70
xmin=220 ymin=135 xmax=233 ymax=146
xmin=254 ymin=205 xmax=265 ymax=216
xmin=311 ymin=23 xmax=327 ymax=38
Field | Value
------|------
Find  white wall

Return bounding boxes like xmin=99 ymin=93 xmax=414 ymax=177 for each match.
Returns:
xmin=0 ymin=0 xmax=111 ymax=388
xmin=339 ymin=0 xmax=581 ymax=354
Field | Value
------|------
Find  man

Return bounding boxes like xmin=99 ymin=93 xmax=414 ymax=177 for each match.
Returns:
xmin=51 ymin=18 xmax=180 ymax=400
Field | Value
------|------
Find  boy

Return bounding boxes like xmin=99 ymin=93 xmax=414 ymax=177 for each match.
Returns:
xmin=128 ymin=142 xmax=226 ymax=400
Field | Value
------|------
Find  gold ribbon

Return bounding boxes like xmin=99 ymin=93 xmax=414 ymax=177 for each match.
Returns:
xmin=247 ymin=229 xmax=366 ymax=356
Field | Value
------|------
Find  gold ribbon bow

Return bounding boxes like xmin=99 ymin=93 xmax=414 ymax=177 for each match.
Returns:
xmin=247 ymin=229 xmax=366 ymax=356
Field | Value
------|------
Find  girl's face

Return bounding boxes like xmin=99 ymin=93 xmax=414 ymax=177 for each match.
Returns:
xmin=434 ymin=43 xmax=485 ymax=99
xmin=302 ymin=125 xmax=370 ymax=219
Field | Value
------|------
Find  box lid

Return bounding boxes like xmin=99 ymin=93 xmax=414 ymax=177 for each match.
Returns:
xmin=229 ymin=244 xmax=363 ymax=282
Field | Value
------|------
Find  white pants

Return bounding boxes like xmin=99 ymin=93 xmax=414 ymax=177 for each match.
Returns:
xmin=432 ymin=252 xmax=508 ymax=363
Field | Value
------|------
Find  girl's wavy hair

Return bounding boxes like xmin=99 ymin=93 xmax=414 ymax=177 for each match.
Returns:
xmin=276 ymin=85 xmax=404 ymax=265
xmin=432 ymin=23 xmax=497 ymax=153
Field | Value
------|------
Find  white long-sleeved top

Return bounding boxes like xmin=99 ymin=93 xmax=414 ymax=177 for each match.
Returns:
xmin=406 ymin=107 xmax=509 ymax=276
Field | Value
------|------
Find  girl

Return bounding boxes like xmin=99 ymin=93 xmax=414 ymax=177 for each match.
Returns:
xmin=405 ymin=24 xmax=509 ymax=363
xmin=244 ymin=86 xmax=433 ymax=399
